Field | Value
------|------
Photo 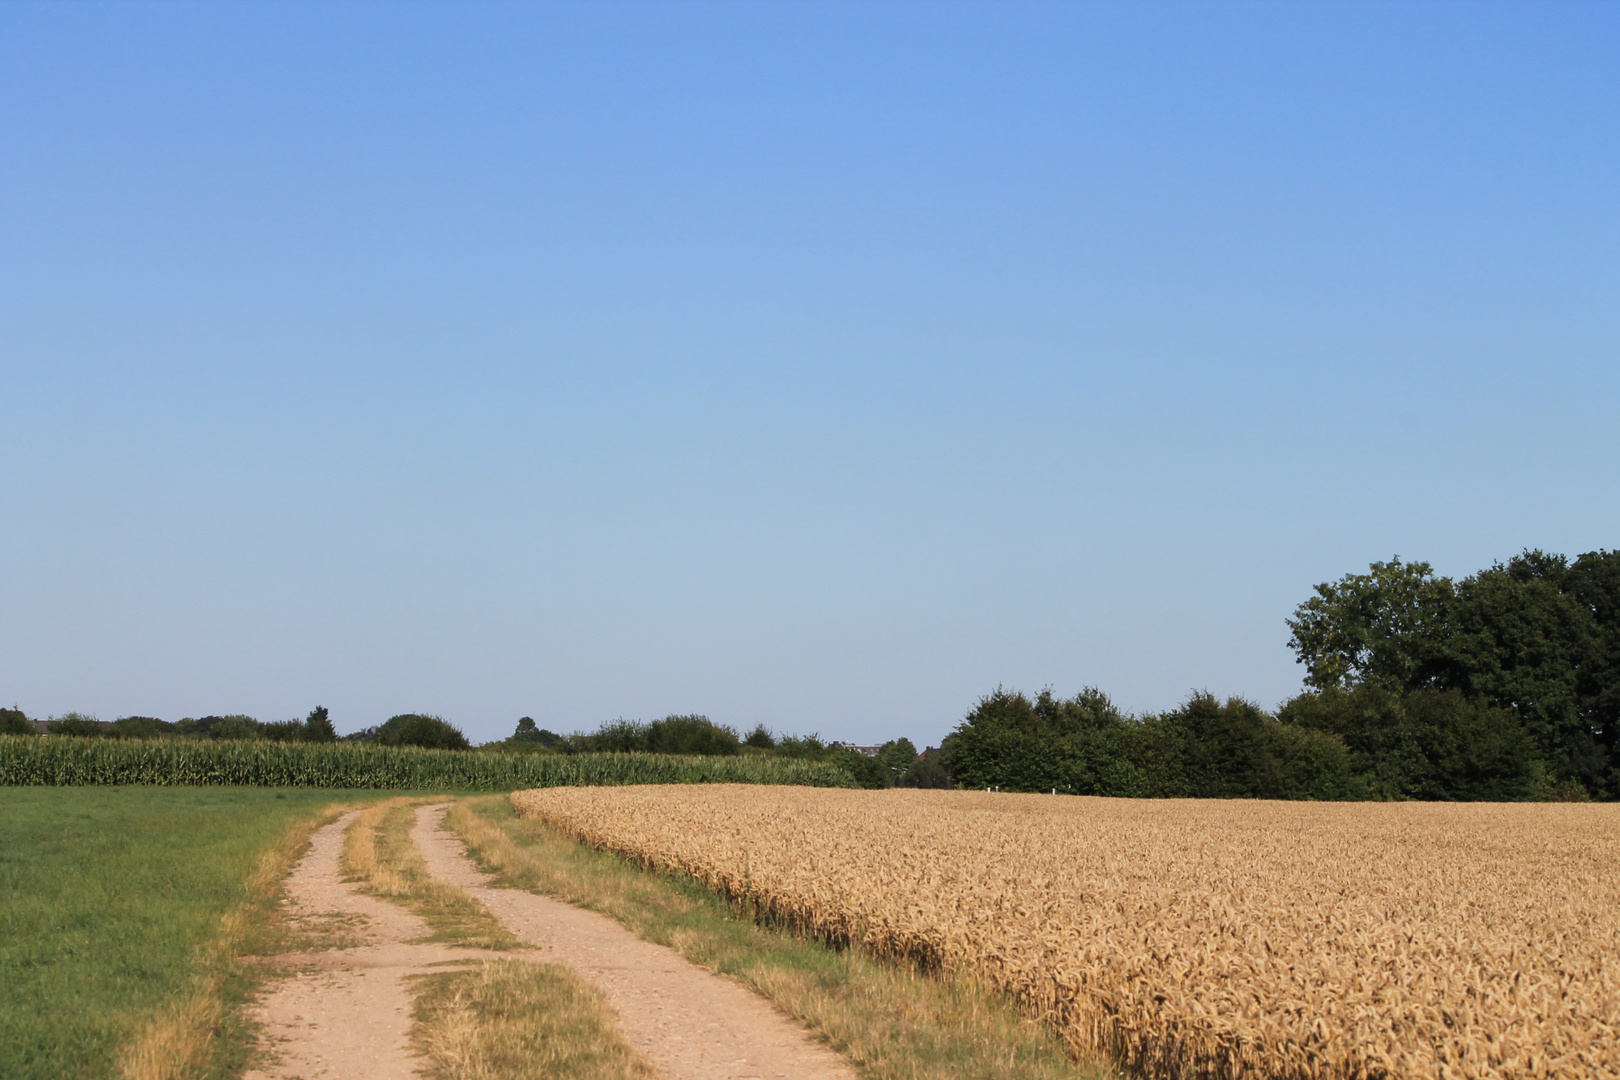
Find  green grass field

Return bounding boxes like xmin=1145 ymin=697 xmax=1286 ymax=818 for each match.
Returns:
xmin=0 ymin=787 xmax=365 ymax=1080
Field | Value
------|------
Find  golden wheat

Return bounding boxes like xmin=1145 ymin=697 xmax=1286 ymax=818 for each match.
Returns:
xmin=511 ymin=786 xmax=1620 ymax=1080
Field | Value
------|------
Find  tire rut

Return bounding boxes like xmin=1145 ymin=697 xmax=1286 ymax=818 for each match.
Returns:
xmin=412 ymin=803 xmax=861 ymax=1080
xmin=244 ymin=810 xmax=522 ymax=1080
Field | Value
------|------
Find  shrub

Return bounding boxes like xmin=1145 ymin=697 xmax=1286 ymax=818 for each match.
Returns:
xmin=772 ymin=732 xmax=829 ymax=759
xmin=375 ymin=713 xmax=470 ymax=750
xmin=738 ymin=731 xmax=916 ymax=789
xmin=259 ymin=719 xmax=309 ymax=742
xmin=1279 ymin=685 xmax=1542 ymax=800
xmin=644 ymin=715 xmax=740 ymax=756
xmin=109 ymin=716 xmax=171 ymax=739
xmin=568 ymin=715 xmax=742 ymax=756
xmin=173 ymin=715 xmax=264 ymax=740
xmin=825 ymin=747 xmax=888 ymax=788
xmin=260 ymin=709 xmax=337 ymax=743
xmin=949 ymin=689 xmax=1356 ymax=799
xmin=1147 ymin=693 xmax=1357 ymax=800
xmin=898 ymin=745 xmax=954 ymax=788
xmin=47 ymin=713 xmax=106 ymax=738
xmin=506 ymin=716 xmax=562 ymax=750
xmin=0 ymin=707 xmax=35 ymax=736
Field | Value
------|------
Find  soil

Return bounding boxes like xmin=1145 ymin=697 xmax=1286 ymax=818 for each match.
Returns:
xmin=242 ymin=805 xmax=860 ymax=1080
xmin=242 ymin=810 xmax=502 ymax=1080
xmin=412 ymin=804 xmax=860 ymax=1080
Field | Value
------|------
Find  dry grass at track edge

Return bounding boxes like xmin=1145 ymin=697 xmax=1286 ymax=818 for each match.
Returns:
xmin=342 ymin=798 xmax=519 ymax=950
xmin=116 ymin=802 xmax=352 ymax=1080
xmin=410 ymin=958 xmax=656 ymax=1080
xmin=448 ymin=797 xmax=1112 ymax=1080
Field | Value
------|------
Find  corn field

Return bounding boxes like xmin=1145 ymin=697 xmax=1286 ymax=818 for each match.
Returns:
xmin=0 ymin=736 xmax=855 ymax=790
xmin=512 ymin=785 xmax=1620 ymax=1079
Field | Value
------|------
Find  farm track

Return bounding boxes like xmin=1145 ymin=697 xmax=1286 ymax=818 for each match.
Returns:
xmin=413 ymin=803 xmax=860 ymax=1080
xmin=244 ymin=805 xmax=859 ymax=1080
xmin=243 ymin=810 xmax=509 ymax=1080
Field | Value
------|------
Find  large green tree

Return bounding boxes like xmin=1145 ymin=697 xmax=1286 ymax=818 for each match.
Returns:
xmin=1287 ymin=549 xmax=1619 ymax=797
xmin=1438 ymin=552 xmax=1599 ymax=786
xmin=1285 ymin=557 xmax=1455 ymax=692
xmin=1568 ymin=551 xmax=1620 ymax=778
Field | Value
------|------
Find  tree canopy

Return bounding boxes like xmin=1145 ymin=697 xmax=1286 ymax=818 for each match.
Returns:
xmin=1287 ymin=549 xmax=1618 ymax=797
xmin=374 ymin=713 xmax=471 ymax=750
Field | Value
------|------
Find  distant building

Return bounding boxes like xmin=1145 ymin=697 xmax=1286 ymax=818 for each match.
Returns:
xmin=831 ymin=742 xmax=885 ymax=757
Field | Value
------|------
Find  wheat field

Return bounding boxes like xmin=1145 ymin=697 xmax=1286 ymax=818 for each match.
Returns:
xmin=511 ymin=786 xmax=1620 ymax=1080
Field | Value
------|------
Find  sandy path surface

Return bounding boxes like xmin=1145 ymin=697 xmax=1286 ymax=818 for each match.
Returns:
xmin=412 ymin=804 xmax=860 ymax=1080
xmin=243 ymin=810 xmax=507 ymax=1080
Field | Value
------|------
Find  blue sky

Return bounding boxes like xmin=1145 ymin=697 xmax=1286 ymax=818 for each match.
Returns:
xmin=2 ymin=2 xmax=1616 ymax=745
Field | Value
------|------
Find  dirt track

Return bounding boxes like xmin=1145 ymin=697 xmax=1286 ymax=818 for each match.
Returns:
xmin=243 ymin=804 xmax=859 ymax=1080
xmin=243 ymin=811 xmax=501 ymax=1080
xmin=413 ymin=803 xmax=859 ymax=1080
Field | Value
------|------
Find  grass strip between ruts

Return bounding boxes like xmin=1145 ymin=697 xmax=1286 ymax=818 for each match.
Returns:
xmin=409 ymin=958 xmax=656 ymax=1080
xmin=448 ymin=796 xmax=1115 ymax=1080
xmin=341 ymin=797 xmax=520 ymax=949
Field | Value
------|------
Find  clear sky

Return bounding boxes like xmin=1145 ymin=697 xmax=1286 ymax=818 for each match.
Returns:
xmin=2 ymin=2 xmax=1616 ymax=746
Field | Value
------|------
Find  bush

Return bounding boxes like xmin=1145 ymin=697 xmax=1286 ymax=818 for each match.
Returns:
xmin=1146 ymin=693 xmax=1356 ymax=800
xmin=644 ymin=715 xmax=740 ymax=755
xmin=502 ymin=716 xmax=563 ymax=750
xmin=0 ymin=708 xmax=35 ymax=736
xmin=375 ymin=714 xmax=470 ymax=750
xmin=735 ymin=731 xmax=917 ymax=789
xmin=949 ymin=688 xmax=1133 ymax=794
xmin=825 ymin=747 xmax=887 ymax=788
xmin=47 ymin=713 xmax=106 ymax=738
xmin=899 ymin=744 xmax=955 ymax=788
xmin=567 ymin=715 xmax=741 ymax=756
xmin=1279 ymin=685 xmax=1542 ymax=801
xmin=109 ymin=717 xmax=171 ymax=739
xmin=260 ymin=709 xmax=336 ymax=743
xmin=949 ymin=688 xmax=1356 ymax=799
xmin=173 ymin=715 xmax=263 ymax=740
xmin=771 ymin=732 xmax=830 ymax=759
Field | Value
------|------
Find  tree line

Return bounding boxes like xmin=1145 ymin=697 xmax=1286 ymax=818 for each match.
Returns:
xmin=9 ymin=546 xmax=1611 ymax=799
xmin=0 ymin=708 xmax=474 ymax=750
xmin=934 ymin=548 xmax=1618 ymax=801
xmin=497 ymin=713 xmax=927 ymax=788
xmin=3 ymin=706 xmax=924 ymax=786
